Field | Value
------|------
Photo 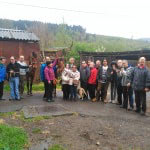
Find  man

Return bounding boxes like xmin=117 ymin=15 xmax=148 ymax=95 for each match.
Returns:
xmin=95 ymin=60 xmax=101 ymax=70
xmin=0 ymin=57 xmax=6 ymax=100
xmin=80 ymin=61 xmax=90 ymax=100
xmin=127 ymin=57 xmax=149 ymax=115
xmin=17 ymin=56 xmax=28 ymax=99
xmin=40 ymin=56 xmax=50 ymax=99
xmin=69 ymin=57 xmax=75 ymax=69
xmin=88 ymin=62 xmax=98 ymax=102
xmin=97 ymin=59 xmax=111 ymax=103
xmin=7 ymin=56 xmax=28 ymax=101
xmin=116 ymin=60 xmax=123 ymax=105
xmin=121 ymin=60 xmax=134 ymax=110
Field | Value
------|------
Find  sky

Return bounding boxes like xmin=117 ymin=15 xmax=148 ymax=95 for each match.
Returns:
xmin=0 ymin=0 xmax=150 ymax=39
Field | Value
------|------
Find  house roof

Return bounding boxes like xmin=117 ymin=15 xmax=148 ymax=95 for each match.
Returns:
xmin=0 ymin=28 xmax=39 ymax=42
xmin=79 ymin=49 xmax=150 ymax=60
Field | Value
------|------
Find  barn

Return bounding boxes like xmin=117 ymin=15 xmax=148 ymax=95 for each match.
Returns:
xmin=0 ymin=28 xmax=40 ymax=62
xmin=79 ymin=49 xmax=150 ymax=67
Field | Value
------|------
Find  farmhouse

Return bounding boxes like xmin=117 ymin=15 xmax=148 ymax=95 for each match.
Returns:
xmin=0 ymin=28 xmax=40 ymax=61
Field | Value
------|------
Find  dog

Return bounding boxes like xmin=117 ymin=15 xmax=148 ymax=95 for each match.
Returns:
xmin=78 ymin=87 xmax=87 ymax=100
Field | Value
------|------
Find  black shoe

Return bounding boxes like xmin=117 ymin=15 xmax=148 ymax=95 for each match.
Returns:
xmin=51 ymin=99 xmax=55 ymax=102
xmin=141 ymin=112 xmax=146 ymax=116
xmin=20 ymin=97 xmax=24 ymax=99
xmin=135 ymin=110 xmax=141 ymax=113
xmin=9 ymin=98 xmax=15 ymax=101
xmin=15 ymin=98 xmax=21 ymax=101
xmin=0 ymin=98 xmax=5 ymax=101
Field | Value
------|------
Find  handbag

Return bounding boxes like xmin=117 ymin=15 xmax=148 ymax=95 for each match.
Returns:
xmin=73 ymin=79 xmax=79 ymax=86
xmin=53 ymin=78 xmax=57 ymax=85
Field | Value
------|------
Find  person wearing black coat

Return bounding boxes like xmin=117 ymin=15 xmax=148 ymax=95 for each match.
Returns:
xmin=127 ymin=57 xmax=150 ymax=115
xmin=7 ymin=56 xmax=29 ymax=100
xmin=96 ymin=59 xmax=111 ymax=103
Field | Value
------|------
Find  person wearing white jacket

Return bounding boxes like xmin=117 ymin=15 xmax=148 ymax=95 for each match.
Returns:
xmin=61 ymin=64 xmax=70 ymax=100
xmin=69 ymin=65 xmax=80 ymax=101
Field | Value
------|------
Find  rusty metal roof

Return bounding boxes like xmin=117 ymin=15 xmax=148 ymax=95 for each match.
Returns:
xmin=0 ymin=28 xmax=39 ymax=42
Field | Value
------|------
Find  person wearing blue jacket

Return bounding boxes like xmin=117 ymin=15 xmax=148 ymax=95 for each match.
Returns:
xmin=0 ymin=57 xmax=6 ymax=100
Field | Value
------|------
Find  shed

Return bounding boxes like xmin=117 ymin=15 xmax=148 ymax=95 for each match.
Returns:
xmin=79 ymin=49 xmax=150 ymax=67
xmin=0 ymin=28 xmax=40 ymax=62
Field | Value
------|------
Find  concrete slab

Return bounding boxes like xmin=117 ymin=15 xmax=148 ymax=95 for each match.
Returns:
xmin=22 ymin=104 xmax=74 ymax=118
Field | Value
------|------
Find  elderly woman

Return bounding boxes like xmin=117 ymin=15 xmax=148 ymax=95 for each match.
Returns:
xmin=62 ymin=64 xmax=70 ymax=100
xmin=44 ymin=59 xmax=57 ymax=102
xmin=69 ymin=65 xmax=80 ymax=101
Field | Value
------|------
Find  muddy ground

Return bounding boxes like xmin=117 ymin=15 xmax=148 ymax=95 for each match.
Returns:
xmin=0 ymin=91 xmax=150 ymax=150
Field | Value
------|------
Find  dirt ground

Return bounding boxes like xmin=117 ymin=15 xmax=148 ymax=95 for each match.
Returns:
xmin=0 ymin=91 xmax=150 ymax=150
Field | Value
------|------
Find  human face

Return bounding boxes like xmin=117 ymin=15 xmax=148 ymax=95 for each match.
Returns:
xmin=122 ymin=61 xmax=128 ymax=68
xmin=20 ymin=56 xmax=24 ymax=62
xmin=72 ymin=66 xmax=77 ymax=72
xmin=103 ymin=60 xmax=107 ymax=66
xmin=46 ymin=57 xmax=50 ymax=62
xmin=96 ymin=60 xmax=101 ymax=67
xmin=10 ymin=57 xmax=15 ymax=64
xmin=82 ymin=62 xmax=86 ymax=68
xmin=70 ymin=58 xmax=75 ymax=64
xmin=139 ymin=59 xmax=145 ymax=67
xmin=89 ymin=62 xmax=94 ymax=68
xmin=117 ymin=60 xmax=122 ymax=68
xmin=1 ymin=58 xmax=6 ymax=64
xmin=66 ymin=64 xmax=69 ymax=69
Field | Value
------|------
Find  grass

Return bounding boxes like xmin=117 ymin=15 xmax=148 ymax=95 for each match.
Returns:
xmin=4 ymin=82 xmax=62 ymax=92
xmin=32 ymin=128 xmax=41 ymax=134
xmin=0 ymin=124 xmax=28 ymax=150
xmin=19 ymin=111 xmax=53 ymax=123
xmin=49 ymin=144 xmax=66 ymax=150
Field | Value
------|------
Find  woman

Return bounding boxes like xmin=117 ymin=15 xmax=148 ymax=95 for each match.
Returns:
xmin=62 ymin=64 xmax=70 ymax=100
xmin=44 ymin=59 xmax=57 ymax=102
xmin=69 ymin=65 xmax=80 ymax=101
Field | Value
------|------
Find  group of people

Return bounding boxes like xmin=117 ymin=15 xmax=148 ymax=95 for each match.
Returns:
xmin=0 ymin=56 xmax=29 ymax=101
xmin=60 ymin=57 xmax=150 ymax=116
xmin=0 ymin=54 xmax=150 ymax=116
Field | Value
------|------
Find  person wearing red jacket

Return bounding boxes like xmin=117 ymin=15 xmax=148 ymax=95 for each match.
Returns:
xmin=88 ymin=62 xmax=98 ymax=102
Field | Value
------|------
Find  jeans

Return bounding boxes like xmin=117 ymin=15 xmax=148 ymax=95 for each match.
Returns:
xmin=70 ymin=85 xmax=77 ymax=99
xmin=111 ymin=81 xmax=117 ymax=101
xmin=9 ymin=77 xmax=20 ymax=99
xmin=123 ymin=86 xmax=134 ymax=109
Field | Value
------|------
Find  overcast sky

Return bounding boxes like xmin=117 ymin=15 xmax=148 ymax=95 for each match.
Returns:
xmin=0 ymin=0 xmax=150 ymax=38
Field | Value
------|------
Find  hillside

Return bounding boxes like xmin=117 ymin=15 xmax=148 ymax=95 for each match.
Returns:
xmin=0 ymin=19 xmax=150 ymax=60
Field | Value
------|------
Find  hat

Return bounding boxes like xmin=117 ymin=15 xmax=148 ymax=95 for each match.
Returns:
xmin=110 ymin=61 xmax=117 ymax=67
xmin=46 ymin=61 xmax=52 ymax=66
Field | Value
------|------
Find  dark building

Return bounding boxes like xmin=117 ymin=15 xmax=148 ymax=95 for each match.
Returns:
xmin=0 ymin=28 xmax=40 ymax=61
xmin=79 ymin=50 xmax=150 ymax=67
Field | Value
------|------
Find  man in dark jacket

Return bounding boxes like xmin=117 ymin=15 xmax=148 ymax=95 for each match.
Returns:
xmin=0 ymin=57 xmax=6 ymax=100
xmin=7 ymin=56 xmax=29 ymax=101
xmin=97 ymin=59 xmax=111 ymax=103
xmin=127 ymin=57 xmax=149 ymax=115
xmin=80 ymin=61 xmax=90 ymax=100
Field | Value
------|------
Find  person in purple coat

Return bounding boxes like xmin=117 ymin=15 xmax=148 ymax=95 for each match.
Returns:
xmin=44 ymin=59 xmax=57 ymax=102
